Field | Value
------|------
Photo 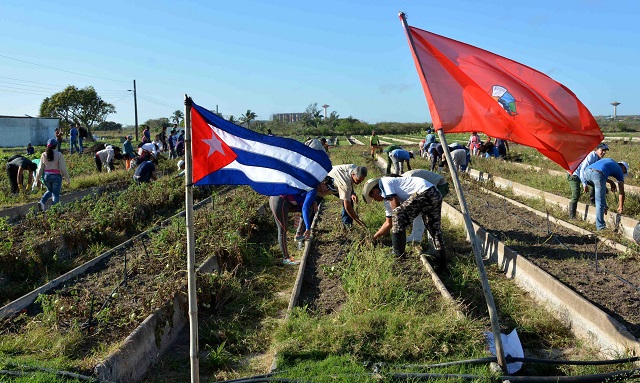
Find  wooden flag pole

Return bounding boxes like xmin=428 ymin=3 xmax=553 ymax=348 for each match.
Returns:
xmin=398 ymin=12 xmax=507 ymax=372
xmin=184 ymin=95 xmax=200 ymax=383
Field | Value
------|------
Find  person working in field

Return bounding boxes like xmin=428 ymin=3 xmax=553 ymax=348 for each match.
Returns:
xmin=567 ymin=142 xmax=609 ymax=219
xmin=363 ymin=176 xmax=447 ymax=271
xmin=6 ymin=155 xmax=37 ymax=194
xmin=95 ymin=145 xmax=115 ymax=172
xmin=133 ymin=159 xmax=158 ymax=184
xmin=388 ymin=148 xmax=414 ymax=175
xmin=402 ymin=169 xmax=450 ymax=246
xmin=269 ymin=177 xmax=337 ymax=265
xmin=36 ymin=138 xmax=71 ymax=212
xmin=382 ymin=144 xmax=402 ymax=175
xmin=583 ymin=159 xmax=629 ymax=231
xmin=369 ymin=130 xmax=382 ymax=159
xmin=328 ymin=164 xmax=368 ymax=228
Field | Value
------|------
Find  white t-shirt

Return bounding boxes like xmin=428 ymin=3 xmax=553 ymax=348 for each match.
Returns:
xmin=451 ymin=149 xmax=468 ymax=169
xmin=402 ymin=169 xmax=444 ymax=185
xmin=379 ymin=176 xmax=434 ymax=217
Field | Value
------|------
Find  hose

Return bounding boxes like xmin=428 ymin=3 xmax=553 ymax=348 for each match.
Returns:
xmin=212 ymin=378 xmax=312 ymax=383
xmin=1 ymin=363 xmax=116 ymax=382
xmin=390 ymin=367 xmax=640 ymax=382
xmin=389 ymin=355 xmax=640 ymax=370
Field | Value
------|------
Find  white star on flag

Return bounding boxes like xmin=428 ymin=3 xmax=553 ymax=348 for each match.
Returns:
xmin=202 ymin=129 xmax=226 ymax=157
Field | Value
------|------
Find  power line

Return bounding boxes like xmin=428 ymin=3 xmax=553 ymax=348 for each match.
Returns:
xmin=0 ymin=86 xmax=53 ymax=96
xmin=137 ymin=93 xmax=176 ymax=109
xmin=0 ymin=79 xmax=70 ymax=92
xmin=107 ymin=94 xmax=132 ymax=104
xmin=0 ymin=53 xmax=130 ymax=83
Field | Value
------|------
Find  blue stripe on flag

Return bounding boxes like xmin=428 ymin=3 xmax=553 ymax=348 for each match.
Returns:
xmin=194 ymin=169 xmax=306 ymax=195
xmin=231 ymin=148 xmax=322 ymax=188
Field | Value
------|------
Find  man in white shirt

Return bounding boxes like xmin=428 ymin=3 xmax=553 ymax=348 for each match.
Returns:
xmin=328 ymin=164 xmax=368 ymax=228
xmin=363 ymin=176 xmax=446 ymax=270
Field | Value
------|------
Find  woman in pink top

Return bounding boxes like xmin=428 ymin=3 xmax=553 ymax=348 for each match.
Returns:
xmin=36 ymin=138 xmax=71 ymax=212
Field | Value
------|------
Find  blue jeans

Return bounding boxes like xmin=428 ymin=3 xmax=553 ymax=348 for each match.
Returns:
xmin=70 ymin=138 xmax=79 ymax=154
xmin=41 ymin=173 xmax=63 ymax=206
xmin=584 ymin=168 xmax=607 ymax=230
xmin=341 ymin=200 xmax=354 ymax=226
xmin=79 ymin=137 xmax=84 ymax=153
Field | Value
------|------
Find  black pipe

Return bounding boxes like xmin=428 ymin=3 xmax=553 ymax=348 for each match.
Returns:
xmin=507 ymin=355 xmax=640 ymax=366
xmin=390 ymin=367 xmax=640 ymax=382
xmin=391 ymin=354 xmax=640 ymax=370
xmin=2 ymin=363 xmax=116 ymax=382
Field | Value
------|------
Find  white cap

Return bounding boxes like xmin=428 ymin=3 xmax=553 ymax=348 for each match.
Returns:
xmin=619 ymin=161 xmax=630 ymax=178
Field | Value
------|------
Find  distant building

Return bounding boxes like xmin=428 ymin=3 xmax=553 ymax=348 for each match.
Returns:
xmin=272 ymin=113 xmax=306 ymax=123
xmin=0 ymin=116 xmax=59 ymax=148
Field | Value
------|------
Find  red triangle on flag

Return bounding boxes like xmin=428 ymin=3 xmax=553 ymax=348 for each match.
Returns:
xmin=191 ymin=107 xmax=237 ymax=183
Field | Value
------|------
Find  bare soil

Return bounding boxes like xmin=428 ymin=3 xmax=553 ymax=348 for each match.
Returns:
xmin=448 ymin=181 xmax=640 ymax=338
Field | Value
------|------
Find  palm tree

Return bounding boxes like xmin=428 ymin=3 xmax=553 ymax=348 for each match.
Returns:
xmin=240 ymin=109 xmax=257 ymax=129
xmin=171 ymin=110 xmax=184 ymax=126
xmin=228 ymin=115 xmax=237 ymax=124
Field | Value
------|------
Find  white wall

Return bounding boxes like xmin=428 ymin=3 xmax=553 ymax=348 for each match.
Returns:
xmin=0 ymin=116 xmax=59 ymax=148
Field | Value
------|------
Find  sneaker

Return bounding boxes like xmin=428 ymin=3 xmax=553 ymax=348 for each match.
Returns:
xmin=282 ymin=257 xmax=301 ymax=266
xmin=295 ymin=234 xmax=306 ymax=242
xmin=37 ymin=201 xmax=45 ymax=212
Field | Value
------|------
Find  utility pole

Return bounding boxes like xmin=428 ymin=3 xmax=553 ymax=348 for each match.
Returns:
xmin=133 ymin=80 xmax=139 ymax=141
xmin=128 ymin=80 xmax=139 ymax=140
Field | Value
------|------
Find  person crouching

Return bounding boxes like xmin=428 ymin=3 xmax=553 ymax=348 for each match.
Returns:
xmin=363 ymin=176 xmax=447 ymax=271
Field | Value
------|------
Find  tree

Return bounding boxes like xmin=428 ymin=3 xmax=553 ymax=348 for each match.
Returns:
xmin=171 ymin=110 xmax=184 ymax=125
xmin=39 ymin=86 xmax=115 ymax=136
xmin=144 ymin=117 xmax=171 ymax=131
xmin=240 ymin=109 xmax=257 ymax=129
xmin=302 ymin=103 xmax=323 ymax=128
xmin=95 ymin=121 xmax=123 ymax=131
xmin=325 ymin=111 xmax=340 ymax=129
xmin=228 ymin=115 xmax=237 ymax=124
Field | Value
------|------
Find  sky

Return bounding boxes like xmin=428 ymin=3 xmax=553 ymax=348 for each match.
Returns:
xmin=0 ymin=0 xmax=638 ymax=126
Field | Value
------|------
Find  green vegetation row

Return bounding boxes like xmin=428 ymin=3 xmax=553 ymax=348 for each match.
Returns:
xmin=0 ymin=187 xmax=277 ymax=380
xmin=0 ymin=174 xmax=208 ymax=304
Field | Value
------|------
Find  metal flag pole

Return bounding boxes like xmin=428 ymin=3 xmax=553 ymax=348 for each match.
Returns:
xmin=398 ymin=11 xmax=507 ymax=372
xmin=184 ymin=94 xmax=200 ymax=383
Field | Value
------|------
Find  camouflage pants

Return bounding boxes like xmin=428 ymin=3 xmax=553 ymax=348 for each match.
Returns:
xmin=391 ymin=187 xmax=444 ymax=250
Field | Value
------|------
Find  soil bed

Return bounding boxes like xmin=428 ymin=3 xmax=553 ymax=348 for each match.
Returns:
xmin=448 ymin=181 xmax=640 ymax=338
xmin=0 ymin=187 xmax=267 ymax=374
xmin=297 ymin=204 xmax=348 ymax=315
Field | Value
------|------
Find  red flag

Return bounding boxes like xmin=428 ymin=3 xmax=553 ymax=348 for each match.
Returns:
xmin=403 ymin=24 xmax=603 ymax=172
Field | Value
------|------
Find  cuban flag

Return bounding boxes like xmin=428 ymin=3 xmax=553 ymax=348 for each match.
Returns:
xmin=190 ymin=102 xmax=332 ymax=196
